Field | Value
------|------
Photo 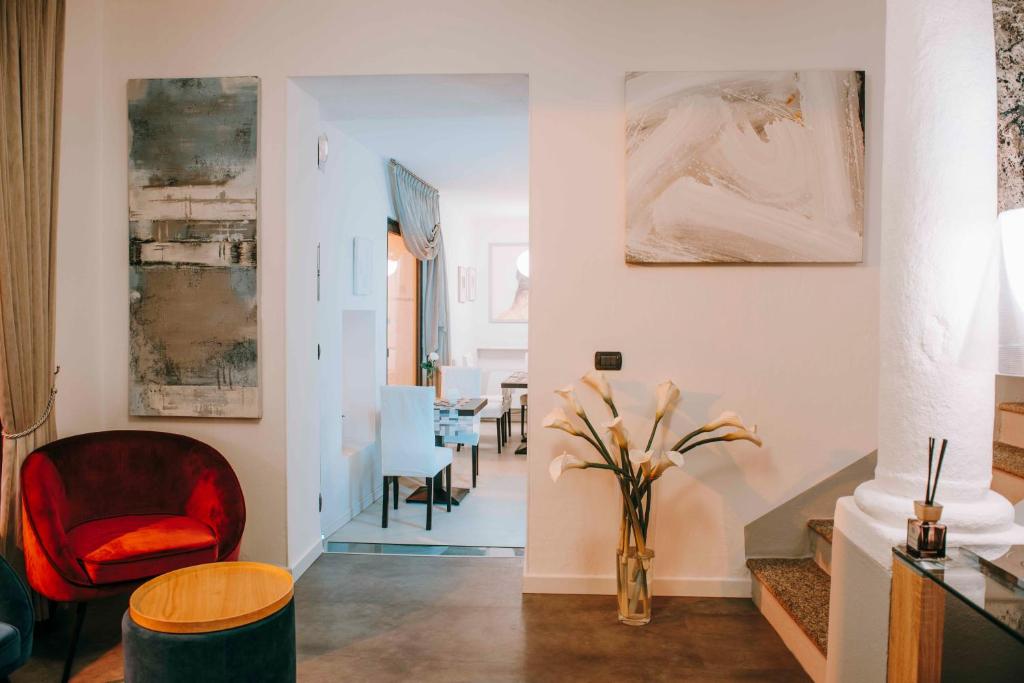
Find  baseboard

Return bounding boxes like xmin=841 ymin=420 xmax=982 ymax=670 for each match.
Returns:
xmin=351 ymin=484 xmax=384 ymax=520
xmin=522 ymin=573 xmax=751 ymax=597
xmin=289 ymin=538 xmax=323 ymax=581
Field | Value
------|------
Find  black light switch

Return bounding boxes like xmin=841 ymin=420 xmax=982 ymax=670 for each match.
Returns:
xmin=594 ymin=351 xmax=622 ymax=371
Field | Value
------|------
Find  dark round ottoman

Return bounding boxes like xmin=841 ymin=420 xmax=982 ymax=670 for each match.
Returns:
xmin=123 ymin=562 xmax=295 ymax=683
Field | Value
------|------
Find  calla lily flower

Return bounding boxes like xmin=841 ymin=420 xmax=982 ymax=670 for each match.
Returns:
xmin=549 ymin=452 xmax=589 ymax=482
xmin=651 ymin=450 xmax=684 ymax=479
xmin=655 ymin=380 xmax=681 ymax=419
xmin=428 ymin=352 xmax=439 ymax=362
xmin=543 ymin=407 xmax=582 ymax=436
xmin=605 ymin=416 xmax=631 ymax=450
xmin=701 ymin=411 xmax=748 ymax=433
xmin=581 ymin=370 xmax=614 ymax=404
xmin=629 ymin=449 xmax=657 ymax=478
xmin=722 ymin=427 xmax=763 ymax=448
xmin=554 ymin=385 xmax=586 ymax=418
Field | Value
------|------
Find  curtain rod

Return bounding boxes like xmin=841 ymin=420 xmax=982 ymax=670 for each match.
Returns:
xmin=389 ymin=159 xmax=438 ymax=194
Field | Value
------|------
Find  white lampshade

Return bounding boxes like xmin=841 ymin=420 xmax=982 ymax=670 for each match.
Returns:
xmin=999 ymin=209 xmax=1024 ymax=375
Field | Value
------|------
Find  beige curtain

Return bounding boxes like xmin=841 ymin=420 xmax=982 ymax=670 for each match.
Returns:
xmin=0 ymin=0 xmax=64 ymax=562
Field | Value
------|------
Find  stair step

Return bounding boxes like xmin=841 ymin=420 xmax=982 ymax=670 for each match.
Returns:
xmin=997 ymin=403 xmax=1024 ymax=449
xmin=994 ymin=440 xmax=1024 ymax=479
xmin=806 ymin=518 xmax=834 ymax=544
xmin=998 ymin=401 xmax=1024 ymax=415
xmin=747 ymin=558 xmax=830 ymax=655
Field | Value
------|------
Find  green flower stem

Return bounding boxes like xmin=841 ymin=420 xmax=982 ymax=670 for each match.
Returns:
xmin=670 ymin=426 xmax=707 ymax=452
xmin=645 ymin=414 xmax=663 ymax=452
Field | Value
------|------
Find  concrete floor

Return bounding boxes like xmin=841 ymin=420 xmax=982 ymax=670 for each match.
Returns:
xmin=14 ymin=554 xmax=809 ymax=682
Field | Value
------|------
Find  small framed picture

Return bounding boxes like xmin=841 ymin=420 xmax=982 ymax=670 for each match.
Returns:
xmin=457 ymin=266 xmax=468 ymax=303
xmin=467 ymin=267 xmax=477 ymax=302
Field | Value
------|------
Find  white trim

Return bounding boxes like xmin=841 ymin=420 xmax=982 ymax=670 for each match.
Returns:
xmin=751 ymin=579 xmax=826 ymax=683
xmin=522 ymin=573 xmax=751 ymax=597
xmin=289 ymin=538 xmax=323 ymax=581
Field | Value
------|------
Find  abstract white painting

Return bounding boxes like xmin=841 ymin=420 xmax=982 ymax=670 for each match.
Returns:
xmin=625 ymin=71 xmax=865 ymax=263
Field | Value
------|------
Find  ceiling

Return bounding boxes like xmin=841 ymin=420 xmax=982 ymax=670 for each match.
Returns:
xmin=300 ymin=75 xmax=529 ymax=211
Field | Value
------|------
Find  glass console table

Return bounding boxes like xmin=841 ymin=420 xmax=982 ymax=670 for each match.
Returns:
xmin=889 ymin=545 xmax=1023 ymax=682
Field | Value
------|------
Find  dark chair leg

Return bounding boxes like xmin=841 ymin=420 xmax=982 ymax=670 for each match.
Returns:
xmin=520 ymin=406 xmax=525 ymax=437
xmin=445 ymin=465 xmax=452 ymax=512
xmin=472 ymin=445 xmax=479 ymax=488
xmin=393 ymin=476 xmax=399 ymax=510
xmin=62 ymin=602 xmax=87 ymax=683
xmin=496 ymin=419 xmax=502 ymax=453
xmin=426 ymin=477 xmax=433 ymax=530
xmin=506 ymin=409 xmax=512 ymax=439
xmin=382 ymin=476 xmax=390 ymax=528
xmin=457 ymin=443 xmax=462 ymax=452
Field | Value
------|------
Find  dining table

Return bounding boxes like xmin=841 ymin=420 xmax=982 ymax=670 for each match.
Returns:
xmin=501 ymin=371 xmax=528 ymax=455
xmin=405 ymin=396 xmax=487 ymax=507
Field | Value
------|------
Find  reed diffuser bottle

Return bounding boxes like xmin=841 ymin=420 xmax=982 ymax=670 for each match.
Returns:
xmin=907 ymin=437 xmax=948 ymax=559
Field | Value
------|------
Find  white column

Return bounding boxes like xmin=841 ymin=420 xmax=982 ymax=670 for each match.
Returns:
xmin=828 ymin=4 xmax=1024 ymax=680
xmin=840 ymin=0 xmax=1023 ymax=563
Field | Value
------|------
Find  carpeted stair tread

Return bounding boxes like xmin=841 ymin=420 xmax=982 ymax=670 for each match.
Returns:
xmin=806 ymin=518 xmax=834 ymax=544
xmin=746 ymin=558 xmax=830 ymax=654
xmin=998 ymin=402 xmax=1024 ymax=415
xmin=994 ymin=440 xmax=1024 ymax=479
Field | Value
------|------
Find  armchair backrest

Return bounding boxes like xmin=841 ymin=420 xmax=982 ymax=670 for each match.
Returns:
xmin=380 ymin=385 xmax=436 ymax=474
xmin=441 ymin=366 xmax=481 ymax=401
xmin=21 ymin=430 xmax=245 ymax=554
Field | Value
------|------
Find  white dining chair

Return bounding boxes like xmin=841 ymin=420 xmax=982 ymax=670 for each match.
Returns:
xmin=380 ymin=385 xmax=453 ymax=530
xmin=480 ymin=371 xmax=512 ymax=453
xmin=440 ymin=366 xmax=483 ymax=486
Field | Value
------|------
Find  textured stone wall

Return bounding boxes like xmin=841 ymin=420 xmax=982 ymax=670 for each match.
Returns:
xmin=995 ymin=0 xmax=1024 ymax=212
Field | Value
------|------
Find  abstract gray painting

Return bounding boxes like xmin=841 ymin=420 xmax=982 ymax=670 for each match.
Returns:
xmin=625 ymin=71 xmax=865 ymax=263
xmin=128 ymin=77 xmax=260 ymax=417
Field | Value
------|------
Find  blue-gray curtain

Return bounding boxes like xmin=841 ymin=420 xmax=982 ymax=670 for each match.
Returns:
xmin=388 ymin=160 xmax=451 ymax=370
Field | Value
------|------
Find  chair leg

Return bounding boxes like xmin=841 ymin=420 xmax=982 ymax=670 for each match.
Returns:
xmin=496 ymin=419 xmax=502 ymax=453
xmin=472 ymin=445 xmax=479 ymax=488
xmin=521 ymin=406 xmax=525 ymax=437
xmin=393 ymin=476 xmax=399 ymax=510
xmin=445 ymin=465 xmax=452 ymax=512
xmin=382 ymin=476 xmax=389 ymax=528
xmin=426 ymin=477 xmax=433 ymax=530
xmin=506 ymin=409 xmax=512 ymax=438
xmin=457 ymin=443 xmax=462 ymax=452
xmin=62 ymin=602 xmax=87 ymax=683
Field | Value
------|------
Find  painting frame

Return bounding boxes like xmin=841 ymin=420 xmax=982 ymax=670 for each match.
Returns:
xmin=488 ymin=243 xmax=529 ymax=324
xmin=624 ymin=70 xmax=865 ymax=264
xmin=127 ymin=76 xmax=262 ymax=418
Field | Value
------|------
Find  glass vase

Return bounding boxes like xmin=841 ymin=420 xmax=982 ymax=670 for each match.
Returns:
xmin=616 ymin=546 xmax=654 ymax=625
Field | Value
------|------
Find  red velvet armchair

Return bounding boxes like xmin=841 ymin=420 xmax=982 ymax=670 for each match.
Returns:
xmin=21 ymin=430 xmax=245 ymax=680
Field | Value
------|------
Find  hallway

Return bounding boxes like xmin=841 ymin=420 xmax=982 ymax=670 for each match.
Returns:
xmin=16 ymin=554 xmax=807 ymax=682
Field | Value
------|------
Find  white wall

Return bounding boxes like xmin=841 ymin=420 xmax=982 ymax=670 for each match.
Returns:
xmin=315 ymin=121 xmax=390 ymax=538
xmin=58 ymin=0 xmax=883 ymax=590
xmin=442 ymin=201 xmax=529 ymax=368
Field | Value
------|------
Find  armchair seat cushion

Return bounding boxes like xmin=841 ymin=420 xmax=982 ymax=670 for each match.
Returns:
xmin=0 ymin=623 xmax=21 ymax=673
xmin=68 ymin=514 xmax=218 ymax=585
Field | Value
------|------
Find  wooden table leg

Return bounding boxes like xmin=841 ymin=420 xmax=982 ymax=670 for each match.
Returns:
xmin=887 ymin=556 xmax=945 ymax=683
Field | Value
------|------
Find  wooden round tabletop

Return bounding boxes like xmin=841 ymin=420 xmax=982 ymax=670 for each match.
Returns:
xmin=129 ymin=561 xmax=294 ymax=634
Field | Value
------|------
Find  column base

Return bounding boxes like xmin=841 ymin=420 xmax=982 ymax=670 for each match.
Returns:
xmin=848 ymin=480 xmax=1023 ymax=565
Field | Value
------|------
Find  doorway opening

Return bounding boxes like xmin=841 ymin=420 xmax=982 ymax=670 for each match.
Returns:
xmin=386 ymin=219 xmax=421 ymax=387
xmin=300 ymin=74 xmax=529 ymax=554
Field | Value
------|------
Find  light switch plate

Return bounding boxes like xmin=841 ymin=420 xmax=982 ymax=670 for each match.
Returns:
xmin=594 ymin=351 xmax=622 ymax=371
